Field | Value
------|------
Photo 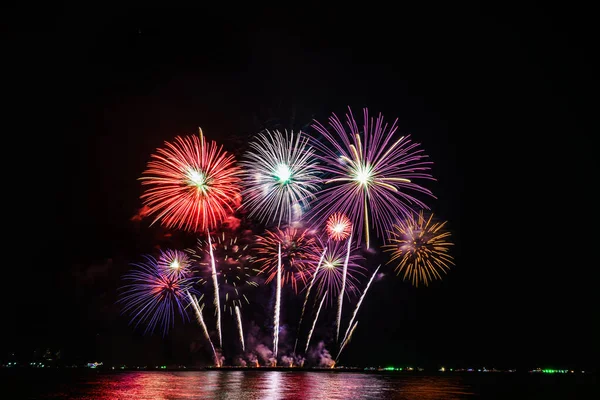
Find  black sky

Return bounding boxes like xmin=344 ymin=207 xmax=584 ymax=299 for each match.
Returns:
xmin=3 ymin=4 xmax=597 ymax=370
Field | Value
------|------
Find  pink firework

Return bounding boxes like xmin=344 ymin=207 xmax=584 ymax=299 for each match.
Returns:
xmin=140 ymin=129 xmax=242 ymax=232
xmin=310 ymin=108 xmax=434 ymax=248
xmin=325 ymin=212 xmax=353 ymax=241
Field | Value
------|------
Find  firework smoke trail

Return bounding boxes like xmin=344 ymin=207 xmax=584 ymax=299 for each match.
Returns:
xmin=188 ymin=291 xmax=220 ymax=367
xmin=294 ymin=245 xmax=327 ymax=354
xmin=207 ymin=233 xmax=222 ymax=348
xmin=335 ymin=234 xmax=352 ymax=343
xmin=340 ymin=265 xmax=380 ymax=348
xmin=305 ymin=291 xmax=327 ymax=353
xmin=273 ymin=243 xmax=282 ymax=362
xmin=235 ymin=305 xmax=245 ymax=352
xmin=336 ymin=320 xmax=358 ymax=362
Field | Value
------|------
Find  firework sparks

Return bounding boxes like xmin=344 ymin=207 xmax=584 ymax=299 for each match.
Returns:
xmin=337 ymin=320 xmax=358 ymax=362
xmin=207 ymin=233 xmax=222 ymax=348
xmin=157 ymin=249 xmax=192 ymax=280
xmin=294 ymin=245 xmax=327 ymax=354
xmin=310 ymin=236 xmax=365 ymax=306
xmin=235 ymin=305 xmax=245 ymax=352
xmin=140 ymin=128 xmax=241 ymax=232
xmin=187 ymin=232 xmax=260 ymax=314
xmin=326 ymin=213 xmax=352 ymax=241
xmin=255 ymin=227 xmax=315 ymax=293
xmin=335 ymin=235 xmax=352 ymax=342
xmin=188 ymin=292 xmax=221 ymax=367
xmin=273 ymin=244 xmax=282 ymax=362
xmin=241 ymin=130 xmax=320 ymax=226
xmin=383 ymin=212 xmax=454 ymax=287
xmin=119 ymin=255 xmax=195 ymax=335
xmin=340 ymin=265 xmax=381 ymax=350
xmin=310 ymin=108 xmax=434 ymax=248
xmin=305 ymin=291 xmax=327 ymax=353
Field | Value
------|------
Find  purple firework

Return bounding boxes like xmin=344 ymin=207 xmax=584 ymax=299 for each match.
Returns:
xmin=308 ymin=237 xmax=366 ymax=305
xmin=310 ymin=107 xmax=434 ymax=248
xmin=119 ymin=254 xmax=197 ymax=335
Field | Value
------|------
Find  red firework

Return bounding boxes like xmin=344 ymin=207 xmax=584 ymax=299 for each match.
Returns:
xmin=325 ymin=212 xmax=353 ymax=241
xmin=255 ymin=227 xmax=315 ymax=293
xmin=140 ymin=129 xmax=242 ymax=232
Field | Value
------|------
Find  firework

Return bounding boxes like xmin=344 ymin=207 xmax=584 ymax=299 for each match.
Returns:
xmin=140 ymin=129 xmax=241 ymax=232
xmin=310 ymin=108 xmax=434 ymax=248
xmin=241 ymin=130 xmax=320 ymax=226
xmin=309 ymin=237 xmax=365 ymax=305
xmin=207 ymin=234 xmax=223 ymax=348
xmin=119 ymin=255 xmax=195 ymax=335
xmin=273 ymin=244 xmax=282 ymax=361
xmin=325 ymin=213 xmax=352 ymax=241
xmin=340 ymin=265 xmax=381 ymax=350
xmin=188 ymin=292 xmax=221 ymax=367
xmin=305 ymin=291 xmax=327 ymax=353
xmin=337 ymin=320 xmax=358 ymax=362
xmin=235 ymin=305 xmax=245 ymax=352
xmin=187 ymin=232 xmax=260 ymax=314
xmin=383 ymin=212 xmax=454 ymax=287
xmin=255 ymin=227 xmax=315 ymax=293
xmin=335 ymin=235 xmax=352 ymax=342
xmin=157 ymin=249 xmax=192 ymax=280
xmin=294 ymin=245 xmax=327 ymax=354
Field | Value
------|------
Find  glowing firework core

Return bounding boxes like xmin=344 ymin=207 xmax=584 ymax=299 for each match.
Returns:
xmin=326 ymin=213 xmax=353 ymax=241
xmin=353 ymin=164 xmax=373 ymax=187
xmin=186 ymin=168 xmax=208 ymax=190
xmin=275 ymin=164 xmax=292 ymax=184
xmin=169 ymin=260 xmax=180 ymax=270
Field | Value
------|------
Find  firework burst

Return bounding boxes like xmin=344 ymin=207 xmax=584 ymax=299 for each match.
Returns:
xmin=383 ymin=212 xmax=454 ymax=287
xmin=241 ymin=130 xmax=320 ymax=226
xmin=255 ymin=226 xmax=315 ymax=293
xmin=310 ymin=107 xmax=434 ymax=248
xmin=308 ymin=237 xmax=365 ymax=305
xmin=325 ymin=212 xmax=353 ymax=241
xmin=140 ymin=129 xmax=241 ymax=232
xmin=119 ymin=254 xmax=196 ymax=335
xmin=157 ymin=249 xmax=192 ymax=280
xmin=187 ymin=232 xmax=260 ymax=314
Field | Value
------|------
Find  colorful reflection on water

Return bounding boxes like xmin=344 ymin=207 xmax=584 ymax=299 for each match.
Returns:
xmin=1 ymin=370 xmax=596 ymax=399
xmin=24 ymin=371 xmax=475 ymax=399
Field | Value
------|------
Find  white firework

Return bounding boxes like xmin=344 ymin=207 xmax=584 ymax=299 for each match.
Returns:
xmin=241 ymin=130 xmax=320 ymax=226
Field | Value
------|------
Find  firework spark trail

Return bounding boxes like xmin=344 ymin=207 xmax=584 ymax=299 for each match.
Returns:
xmin=235 ymin=305 xmax=245 ymax=352
xmin=305 ymin=291 xmax=327 ymax=353
xmin=336 ymin=320 xmax=358 ymax=362
xmin=273 ymin=243 xmax=282 ymax=362
xmin=188 ymin=291 xmax=220 ymax=367
xmin=336 ymin=234 xmax=352 ymax=343
xmin=340 ymin=265 xmax=380 ymax=347
xmin=207 ymin=233 xmax=222 ymax=348
xmin=294 ymin=245 xmax=327 ymax=354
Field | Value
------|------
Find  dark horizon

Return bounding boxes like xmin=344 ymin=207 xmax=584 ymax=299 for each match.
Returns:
xmin=3 ymin=4 xmax=597 ymax=372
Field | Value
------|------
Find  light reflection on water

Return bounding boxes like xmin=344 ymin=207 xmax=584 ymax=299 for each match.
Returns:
xmin=48 ymin=371 xmax=475 ymax=399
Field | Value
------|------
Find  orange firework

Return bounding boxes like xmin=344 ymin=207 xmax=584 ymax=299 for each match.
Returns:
xmin=325 ymin=213 xmax=353 ymax=241
xmin=255 ymin=227 xmax=315 ymax=293
xmin=383 ymin=212 xmax=454 ymax=287
xmin=140 ymin=129 xmax=241 ymax=232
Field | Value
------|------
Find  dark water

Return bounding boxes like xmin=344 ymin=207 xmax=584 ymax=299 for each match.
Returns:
xmin=1 ymin=370 xmax=596 ymax=399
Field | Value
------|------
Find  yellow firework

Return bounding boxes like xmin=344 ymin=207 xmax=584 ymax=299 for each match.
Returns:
xmin=383 ymin=212 xmax=454 ymax=287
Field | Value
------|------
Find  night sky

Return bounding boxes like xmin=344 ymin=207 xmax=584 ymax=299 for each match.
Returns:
xmin=4 ymin=4 xmax=597 ymax=370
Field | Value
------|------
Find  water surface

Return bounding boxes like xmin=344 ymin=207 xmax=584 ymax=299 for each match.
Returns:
xmin=1 ymin=370 xmax=596 ymax=399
